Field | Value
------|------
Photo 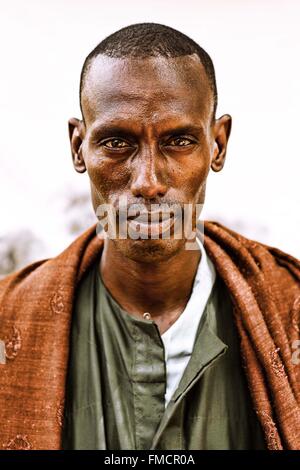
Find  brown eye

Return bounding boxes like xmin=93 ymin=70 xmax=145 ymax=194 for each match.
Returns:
xmin=104 ymin=139 xmax=130 ymax=149
xmin=167 ymin=137 xmax=194 ymax=147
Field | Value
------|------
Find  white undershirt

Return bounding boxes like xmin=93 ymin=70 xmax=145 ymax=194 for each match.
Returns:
xmin=161 ymin=239 xmax=216 ymax=407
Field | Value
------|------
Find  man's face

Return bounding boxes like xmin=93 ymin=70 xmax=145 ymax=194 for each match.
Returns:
xmin=69 ymin=54 xmax=231 ymax=262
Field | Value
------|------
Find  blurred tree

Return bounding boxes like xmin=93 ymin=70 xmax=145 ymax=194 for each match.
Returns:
xmin=64 ymin=192 xmax=96 ymax=237
xmin=0 ymin=230 xmax=46 ymax=278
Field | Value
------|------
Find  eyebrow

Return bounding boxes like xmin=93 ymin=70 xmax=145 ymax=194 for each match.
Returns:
xmin=90 ymin=123 xmax=205 ymax=140
xmin=90 ymin=125 xmax=137 ymax=140
xmin=159 ymin=125 xmax=205 ymax=138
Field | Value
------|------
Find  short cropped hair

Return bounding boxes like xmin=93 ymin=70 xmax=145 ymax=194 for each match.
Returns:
xmin=80 ymin=22 xmax=218 ymax=119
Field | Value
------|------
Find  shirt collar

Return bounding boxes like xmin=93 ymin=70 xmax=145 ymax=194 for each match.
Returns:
xmin=161 ymin=238 xmax=216 ymax=355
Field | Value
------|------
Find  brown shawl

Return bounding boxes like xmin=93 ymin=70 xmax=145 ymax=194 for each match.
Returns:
xmin=0 ymin=221 xmax=299 ymax=450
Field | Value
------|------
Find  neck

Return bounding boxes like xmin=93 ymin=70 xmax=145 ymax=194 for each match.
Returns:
xmin=99 ymin=238 xmax=201 ymax=324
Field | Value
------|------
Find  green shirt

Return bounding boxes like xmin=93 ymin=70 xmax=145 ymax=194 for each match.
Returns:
xmin=62 ymin=258 xmax=266 ymax=450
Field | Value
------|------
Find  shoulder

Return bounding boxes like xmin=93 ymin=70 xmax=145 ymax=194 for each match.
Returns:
xmin=0 ymin=257 xmax=51 ymax=312
xmin=204 ymin=220 xmax=300 ymax=274
xmin=0 ymin=223 xmax=103 ymax=319
xmin=203 ymin=220 xmax=300 ymax=322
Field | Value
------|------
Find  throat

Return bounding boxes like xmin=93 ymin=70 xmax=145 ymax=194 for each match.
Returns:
xmin=99 ymin=236 xmax=201 ymax=330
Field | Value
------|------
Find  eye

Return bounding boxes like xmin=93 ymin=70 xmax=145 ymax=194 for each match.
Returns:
xmin=166 ymin=137 xmax=195 ymax=147
xmin=102 ymin=138 xmax=131 ymax=149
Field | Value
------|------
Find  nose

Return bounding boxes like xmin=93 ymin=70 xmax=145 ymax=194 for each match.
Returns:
xmin=130 ymin=147 xmax=168 ymax=200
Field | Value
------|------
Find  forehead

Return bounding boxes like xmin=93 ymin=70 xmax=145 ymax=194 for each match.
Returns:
xmin=81 ymin=54 xmax=213 ymax=128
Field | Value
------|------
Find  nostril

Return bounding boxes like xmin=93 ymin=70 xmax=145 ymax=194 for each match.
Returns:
xmin=130 ymin=161 xmax=168 ymax=198
xmin=131 ymin=176 xmax=167 ymax=198
xmin=131 ymin=184 xmax=167 ymax=199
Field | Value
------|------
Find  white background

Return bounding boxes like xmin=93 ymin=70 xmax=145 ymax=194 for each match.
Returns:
xmin=0 ymin=0 xmax=299 ymax=259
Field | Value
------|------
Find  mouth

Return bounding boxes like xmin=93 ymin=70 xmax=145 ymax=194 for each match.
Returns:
xmin=126 ymin=211 xmax=177 ymax=238
xmin=127 ymin=211 xmax=173 ymax=223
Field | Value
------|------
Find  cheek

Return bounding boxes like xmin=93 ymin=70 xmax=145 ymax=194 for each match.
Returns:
xmin=84 ymin=152 xmax=130 ymax=204
xmin=176 ymin=151 xmax=211 ymax=201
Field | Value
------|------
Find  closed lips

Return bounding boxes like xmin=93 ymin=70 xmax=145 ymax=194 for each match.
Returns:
xmin=127 ymin=212 xmax=174 ymax=223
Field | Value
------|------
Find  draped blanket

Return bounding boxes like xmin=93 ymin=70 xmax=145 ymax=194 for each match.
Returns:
xmin=0 ymin=221 xmax=299 ymax=450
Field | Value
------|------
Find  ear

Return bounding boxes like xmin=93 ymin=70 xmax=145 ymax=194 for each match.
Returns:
xmin=211 ymin=114 xmax=232 ymax=172
xmin=68 ymin=117 xmax=86 ymax=174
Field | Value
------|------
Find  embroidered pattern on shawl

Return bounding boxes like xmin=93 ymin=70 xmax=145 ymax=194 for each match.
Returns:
xmin=0 ymin=221 xmax=299 ymax=450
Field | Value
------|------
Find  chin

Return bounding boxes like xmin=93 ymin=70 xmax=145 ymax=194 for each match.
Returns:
xmin=112 ymin=237 xmax=186 ymax=263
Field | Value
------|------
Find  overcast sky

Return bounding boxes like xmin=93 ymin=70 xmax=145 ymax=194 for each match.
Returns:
xmin=0 ymin=0 xmax=299 ymax=258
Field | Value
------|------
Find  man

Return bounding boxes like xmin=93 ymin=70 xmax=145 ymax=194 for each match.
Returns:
xmin=0 ymin=23 xmax=299 ymax=451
